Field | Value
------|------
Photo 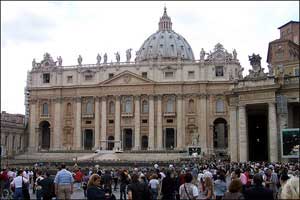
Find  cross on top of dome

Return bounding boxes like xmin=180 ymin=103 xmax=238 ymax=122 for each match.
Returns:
xmin=159 ymin=6 xmax=172 ymax=31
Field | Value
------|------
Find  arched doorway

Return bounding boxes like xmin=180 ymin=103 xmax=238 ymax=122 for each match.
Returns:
xmin=39 ymin=121 xmax=50 ymax=150
xmin=213 ymin=118 xmax=228 ymax=155
xmin=84 ymin=129 xmax=93 ymax=150
xmin=123 ymin=129 xmax=133 ymax=150
xmin=107 ymin=136 xmax=114 ymax=150
xmin=165 ymin=128 xmax=175 ymax=149
xmin=141 ymin=136 xmax=148 ymax=150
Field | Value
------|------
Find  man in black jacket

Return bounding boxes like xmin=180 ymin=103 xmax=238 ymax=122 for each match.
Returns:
xmin=244 ymin=173 xmax=274 ymax=200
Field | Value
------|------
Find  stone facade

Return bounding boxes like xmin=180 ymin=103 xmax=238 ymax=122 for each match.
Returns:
xmin=0 ymin=111 xmax=26 ymax=157
xmin=25 ymin=9 xmax=299 ymax=162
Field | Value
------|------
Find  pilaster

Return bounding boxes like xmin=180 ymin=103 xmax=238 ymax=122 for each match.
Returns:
xmin=114 ymin=95 xmax=121 ymax=150
xmin=75 ymin=97 xmax=82 ymax=150
xmin=157 ymin=95 xmax=163 ymax=149
xmin=268 ymin=102 xmax=278 ymax=162
xmin=149 ymin=95 xmax=155 ymax=150
xmin=101 ymin=96 xmax=107 ymax=150
xmin=94 ymin=96 xmax=100 ymax=149
xmin=134 ymin=95 xmax=141 ymax=150
xmin=238 ymin=105 xmax=247 ymax=162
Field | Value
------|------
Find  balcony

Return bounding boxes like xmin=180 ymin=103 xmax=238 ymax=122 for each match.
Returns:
xmin=284 ymin=76 xmax=299 ymax=85
xmin=163 ymin=112 xmax=176 ymax=117
xmin=82 ymin=113 xmax=94 ymax=118
xmin=121 ymin=113 xmax=134 ymax=117
xmin=40 ymin=114 xmax=50 ymax=118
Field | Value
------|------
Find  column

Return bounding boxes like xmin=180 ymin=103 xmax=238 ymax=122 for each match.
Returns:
xmin=53 ymin=97 xmax=62 ymax=150
xmin=100 ymin=96 xmax=107 ymax=150
xmin=198 ymin=94 xmax=207 ymax=153
xmin=268 ymin=102 xmax=278 ymax=162
xmin=94 ymin=96 xmax=100 ymax=149
xmin=238 ymin=105 xmax=247 ymax=162
xmin=229 ymin=106 xmax=238 ymax=161
xmin=134 ymin=95 xmax=141 ymax=150
xmin=176 ymin=94 xmax=183 ymax=149
xmin=148 ymin=95 xmax=155 ymax=149
xmin=114 ymin=95 xmax=121 ymax=150
xmin=29 ymin=100 xmax=37 ymax=152
xmin=75 ymin=97 xmax=82 ymax=149
xmin=278 ymin=113 xmax=288 ymax=161
xmin=157 ymin=95 xmax=163 ymax=149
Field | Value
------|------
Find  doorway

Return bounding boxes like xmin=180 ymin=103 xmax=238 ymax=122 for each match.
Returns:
xmin=123 ymin=129 xmax=133 ymax=150
xmin=84 ymin=129 xmax=93 ymax=150
xmin=165 ymin=128 xmax=175 ymax=149
xmin=107 ymin=136 xmax=114 ymax=150
xmin=39 ymin=121 xmax=50 ymax=150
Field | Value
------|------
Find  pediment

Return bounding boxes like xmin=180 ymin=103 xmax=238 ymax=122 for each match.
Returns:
xmin=100 ymin=71 xmax=154 ymax=85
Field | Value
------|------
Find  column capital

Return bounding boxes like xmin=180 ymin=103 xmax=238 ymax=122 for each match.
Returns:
xmin=177 ymin=94 xmax=183 ymax=100
xmin=115 ymin=95 xmax=121 ymax=101
xmin=54 ymin=97 xmax=63 ymax=104
xmin=198 ymin=93 xmax=207 ymax=99
xmin=95 ymin=96 xmax=101 ymax=102
xmin=100 ymin=96 xmax=107 ymax=101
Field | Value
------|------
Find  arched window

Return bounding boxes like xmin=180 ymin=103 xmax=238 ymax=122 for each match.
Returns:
xmin=188 ymin=99 xmax=195 ymax=113
xmin=142 ymin=100 xmax=149 ymax=113
xmin=125 ymin=98 xmax=132 ymax=113
xmin=42 ymin=103 xmax=48 ymax=115
xmin=86 ymin=100 xmax=93 ymax=114
xmin=109 ymin=101 xmax=115 ymax=114
xmin=216 ymin=99 xmax=224 ymax=113
xmin=166 ymin=97 xmax=174 ymax=113
xmin=67 ymin=103 xmax=71 ymax=114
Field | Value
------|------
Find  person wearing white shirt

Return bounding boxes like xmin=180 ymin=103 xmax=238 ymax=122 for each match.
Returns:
xmin=149 ymin=174 xmax=160 ymax=200
xmin=179 ymin=173 xmax=199 ymax=200
xmin=10 ymin=170 xmax=29 ymax=200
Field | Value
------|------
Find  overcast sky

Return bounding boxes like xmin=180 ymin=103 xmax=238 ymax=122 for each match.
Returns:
xmin=1 ymin=1 xmax=299 ymax=115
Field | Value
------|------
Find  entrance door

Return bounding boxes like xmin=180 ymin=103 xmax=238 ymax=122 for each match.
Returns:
xmin=84 ymin=129 xmax=93 ymax=150
xmin=107 ymin=136 xmax=114 ymax=150
xmin=123 ymin=129 xmax=133 ymax=150
xmin=165 ymin=128 xmax=175 ymax=149
xmin=40 ymin=121 xmax=50 ymax=150
xmin=141 ymin=136 xmax=148 ymax=150
xmin=248 ymin=114 xmax=268 ymax=161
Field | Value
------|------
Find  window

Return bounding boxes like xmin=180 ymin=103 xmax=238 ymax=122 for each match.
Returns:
xmin=86 ymin=120 xmax=92 ymax=124
xmin=188 ymin=71 xmax=195 ymax=79
xmin=124 ymin=97 xmax=132 ymax=113
xmin=167 ymin=119 xmax=173 ymax=123
xmin=142 ymin=119 xmax=148 ymax=124
xmin=215 ymin=66 xmax=224 ymax=77
xmin=165 ymin=71 xmax=174 ymax=79
xmin=43 ymin=73 xmax=50 ymax=83
xmin=109 ymin=120 xmax=114 ymax=124
xmin=216 ymin=99 xmax=224 ymax=113
xmin=276 ymin=51 xmax=284 ymax=60
xmin=142 ymin=100 xmax=149 ymax=113
xmin=42 ymin=103 xmax=49 ymax=115
xmin=188 ymin=99 xmax=195 ymax=113
xmin=109 ymin=73 xmax=114 ymax=79
xmin=109 ymin=101 xmax=115 ymax=114
xmin=295 ymin=68 xmax=299 ymax=76
xmin=142 ymin=72 xmax=148 ymax=78
xmin=86 ymin=100 xmax=93 ymax=114
xmin=85 ymin=75 xmax=93 ymax=81
xmin=166 ymin=97 xmax=174 ymax=113
xmin=67 ymin=75 xmax=73 ymax=83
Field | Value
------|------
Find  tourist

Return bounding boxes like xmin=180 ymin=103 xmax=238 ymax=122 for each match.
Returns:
xmin=74 ymin=167 xmax=84 ymax=190
xmin=10 ymin=169 xmax=29 ymax=200
xmin=82 ymin=172 xmax=90 ymax=198
xmin=54 ymin=163 xmax=74 ymax=200
xmin=161 ymin=170 xmax=176 ymax=200
xmin=277 ymin=173 xmax=289 ymax=199
xmin=179 ymin=172 xmax=199 ymax=200
xmin=87 ymin=174 xmax=105 ymax=200
xmin=214 ymin=170 xmax=227 ymax=200
xmin=39 ymin=172 xmax=55 ymax=200
xmin=149 ymin=173 xmax=160 ymax=200
xmin=120 ymin=170 xmax=130 ymax=200
xmin=244 ymin=173 xmax=273 ymax=200
xmin=127 ymin=173 xmax=152 ymax=200
xmin=203 ymin=176 xmax=215 ymax=200
xmin=264 ymin=167 xmax=279 ymax=199
xmin=280 ymin=176 xmax=299 ymax=199
xmin=34 ymin=170 xmax=44 ymax=200
xmin=223 ymin=179 xmax=244 ymax=199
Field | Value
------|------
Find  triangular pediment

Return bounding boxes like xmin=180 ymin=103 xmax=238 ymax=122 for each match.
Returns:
xmin=100 ymin=70 xmax=154 ymax=85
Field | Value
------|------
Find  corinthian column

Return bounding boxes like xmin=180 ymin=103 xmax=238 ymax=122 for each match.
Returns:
xmin=148 ymin=95 xmax=155 ymax=149
xmin=75 ymin=97 xmax=82 ymax=150
xmin=229 ymin=105 xmax=238 ymax=162
xmin=94 ymin=96 xmax=100 ymax=149
xmin=134 ymin=95 xmax=141 ymax=150
xmin=114 ymin=95 xmax=121 ymax=150
xmin=157 ymin=95 xmax=163 ymax=149
xmin=238 ymin=105 xmax=247 ymax=162
xmin=29 ymin=99 xmax=37 ymax=152
xmin=176 ymin=94 xmax=183 ymax=149
xmin=53 ymin=97 xmax=62 ymax=150
xmin=198 ymin=94 xmax=207 ymax=153
xmin=268 ymin=102 xmax=278 ymax=162
xmin=100 ymin=96 xmax=107 ymax=150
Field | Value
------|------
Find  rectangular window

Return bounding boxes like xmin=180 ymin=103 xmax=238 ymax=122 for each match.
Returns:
xmin=43 ymin=73 xmax=50 ymax=83
xmin=165 ymin=71 xmax=174 ymax=79
xmin=276 ymin=51 xmax=284 ymax=60
xmin=67 ymin=75 xmax=73 ymax=83
xmin=142 ymin=72 xmax=148 ymax=78
xmin=85 ymin=75 xmax=93 ymax=81
xmin=109 ymin=120 xmax=114 ymax=124
xmin=86 ymin=120 xmax=92 ymax=124
xmin=109 ymin=73 xmax=114 ymax=79
xmin=167 ymin=119 xmax=173 ymax=123
xmin=188 ymin=71 xmax=195 ymax=79
xmin=142 ymin=119 xmax=148 ymax=124
xmin=215 ymin=66 xmax=224 ymax=77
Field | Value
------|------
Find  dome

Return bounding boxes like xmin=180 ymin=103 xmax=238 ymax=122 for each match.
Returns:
xmin=136 ymin=7 xmax=195 ymax=62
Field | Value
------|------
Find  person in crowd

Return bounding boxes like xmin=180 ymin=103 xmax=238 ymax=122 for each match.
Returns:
xmin=277 ymin=173 xmax=290 ymax=199
xmin=264 ymin=167 xmax=279 ymax=199
xmin=10 ymin=169 xmax=29 ymax=200
xmin=204 ymin=176 xmax=215 ymax=200
xmin=280 ymin=176 xmax=299 ymax=199
xmin=39 ymin=172 xmax=55 ymax=200
xmin=244 ymin=173 xmax=274 ymax=200
xmin=214 ymin=170 xmax=227 ymax=200
xmin=127 ymin=173 xmax=152 ymax=200
xmin=74 ymin=167 xmax=84 ymax=190
xmin=120 ymin=170 xmax=130 ymax=200
xmin=54 ymin=163 xmax=74 ymax=200
xmin=87 ymin=174 xmax=105 ymax=200
xmin=82 ymin=172 xmax=90 ymax=198
xmin=223 ymin=179 xmax=244 ymax=200
xmin=112 ymin=168 xmax=119 ymax=191
xmin=102 ymin=169 xmax=113 ymax=193
xmin=179 ymin=172 xmax=199 ymax=200
xmin=149 ymin=173 xmax=160 ymax=200
xmin=35 ymin=170 xmax=44 ymax=200
xmin=161 ymin=170 xmax=176 ymax=200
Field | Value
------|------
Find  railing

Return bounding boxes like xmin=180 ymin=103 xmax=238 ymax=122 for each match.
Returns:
xmin=82 ymin=113 xmax=94 ymax=118
xmin=284 ymin=75 xmax=299 ymax=85
xmin=163 ymin=112 xmax=176 ymax=117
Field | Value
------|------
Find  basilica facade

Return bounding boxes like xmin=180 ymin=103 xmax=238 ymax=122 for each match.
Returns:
xmin=25 ymin=8 xmax=299 ymax=162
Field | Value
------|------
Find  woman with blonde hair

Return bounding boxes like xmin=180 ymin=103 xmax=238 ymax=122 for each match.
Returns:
xmin=281 ymin=176 xmax=299 ymax=199
xmin=204 ymin=176 xmax=215 ymax=200
xmin=87 ymin=174 xmax=105 ymax=200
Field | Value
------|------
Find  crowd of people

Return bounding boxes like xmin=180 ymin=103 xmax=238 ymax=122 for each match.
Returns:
xmin=0 ymin=160 xmax=299 ymax=200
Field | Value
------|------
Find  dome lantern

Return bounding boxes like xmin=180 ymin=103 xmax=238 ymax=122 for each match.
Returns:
xmin=159 ymin=6 xmax=172 ymax=31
